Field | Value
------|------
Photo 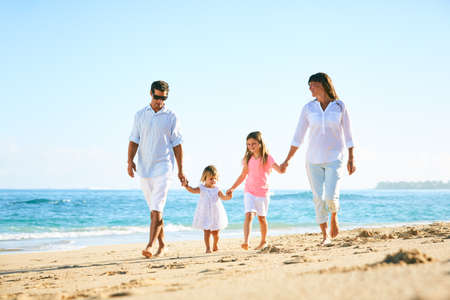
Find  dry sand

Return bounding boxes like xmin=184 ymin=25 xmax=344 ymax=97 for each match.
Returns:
xmin=1 ymin=222 xmax=449 ymax=300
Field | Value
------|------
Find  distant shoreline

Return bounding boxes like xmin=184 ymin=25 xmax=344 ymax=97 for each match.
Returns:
xmin=376 ymin=180 xmax=450 ymax=189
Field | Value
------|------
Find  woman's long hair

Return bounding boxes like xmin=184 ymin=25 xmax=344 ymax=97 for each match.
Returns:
xmin=244 ymin=131 xmax=269 ymax=167
xmin=308 ymin=72 xmax=339 ymax=100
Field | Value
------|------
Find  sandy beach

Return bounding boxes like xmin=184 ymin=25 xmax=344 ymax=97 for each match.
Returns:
xmin=1 ymin=222 xmax=449 ymax=300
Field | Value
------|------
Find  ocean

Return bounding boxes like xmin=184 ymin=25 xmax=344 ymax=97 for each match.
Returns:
xmin=1 ymin=189 xmax=449 ymax=254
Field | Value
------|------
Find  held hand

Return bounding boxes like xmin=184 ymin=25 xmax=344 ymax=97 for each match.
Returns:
xmin=280 ymin=161 xmax=289 ymax=173
xmin=226 ymin=190 xmax=233 ymax=198
xmin=127 ymin=161 xmax=136 ymax=178
xmin=178 ymin=172 xmax=187 ymax=186
xmin=347 ymin=159 xmax=356 ymax=175
xmin=182 ymin=179 xmax=189 ymax=188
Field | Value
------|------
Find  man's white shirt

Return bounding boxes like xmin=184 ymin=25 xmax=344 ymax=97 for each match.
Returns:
xmin=129 ymin=105 xmax=183 ymax=178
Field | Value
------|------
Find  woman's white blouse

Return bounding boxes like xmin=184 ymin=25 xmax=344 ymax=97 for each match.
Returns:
xmin=291 ymin=99 xmax=354 ymax=164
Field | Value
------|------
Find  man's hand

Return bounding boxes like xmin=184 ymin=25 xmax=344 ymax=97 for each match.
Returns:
xmin=127 ymin=161 xmax=136 ymax=178
xmin=182 ymin=179 xmax=189 ymax=187
xmin=178 ymin=172 xmax=187 ymax=186
xmin=347 ymin=159 xmax=356 ymax=175
xmin=280 ymin=161 xmax=289 ymax=173
xmin=226 ymin=189 xmax=233 ymax=198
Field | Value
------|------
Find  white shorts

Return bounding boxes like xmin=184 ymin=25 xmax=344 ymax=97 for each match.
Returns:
xmin=140 ymin=175 xmax=171 ymax=213
xmin=244 ymin=192 xmax=270 ymax=217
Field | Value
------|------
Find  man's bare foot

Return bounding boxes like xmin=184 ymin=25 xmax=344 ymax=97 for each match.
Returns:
xmin=154 ymin=247 xmax=166 ymax=257
xmin=330 ymin=214 xmax=339 ymax=238
xmin=213 ymin=245 xmax=218 ymax=252
xmin=254 ymin=241 xmax=267 ymax=250
xmin=206 ymin=249 xmax=212 ymax=253
xmin=241 ymin=243 xmax=249 ymax=250
xmin=142 ymin=250 xmax=152 ymax=258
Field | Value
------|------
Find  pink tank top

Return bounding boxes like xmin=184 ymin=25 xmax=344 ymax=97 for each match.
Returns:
xmin=244 ymin=154 xmax=275 ymax=197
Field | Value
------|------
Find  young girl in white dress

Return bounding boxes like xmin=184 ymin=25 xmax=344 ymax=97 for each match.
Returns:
xmin=184 ymin=165 xmax=232 ymax=253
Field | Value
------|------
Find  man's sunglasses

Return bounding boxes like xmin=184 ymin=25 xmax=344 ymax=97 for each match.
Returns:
xmin=153 ymin=95 xmax=168 ymax=101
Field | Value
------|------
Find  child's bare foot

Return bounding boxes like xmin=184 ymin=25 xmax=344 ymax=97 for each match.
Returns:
xmin=241 ymin=243 xmax=249 ymax=250
xmin=330 ymin=214 xmax=339 ymax=238
xmin=206 ymin=249 xmax=212 ymax=254
xmin=254 ymin=241 xmax=267 ymax=250
xmin=142 ymin=249 xmax=152 ymax=258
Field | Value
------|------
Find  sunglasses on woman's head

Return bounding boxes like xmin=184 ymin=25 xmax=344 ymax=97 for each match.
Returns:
xmin=153 ymin=95 xmax=168 ymax=101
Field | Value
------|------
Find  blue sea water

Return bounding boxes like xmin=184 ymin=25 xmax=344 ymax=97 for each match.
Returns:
xmin=0 ymin=189 xmax=449 ymax=253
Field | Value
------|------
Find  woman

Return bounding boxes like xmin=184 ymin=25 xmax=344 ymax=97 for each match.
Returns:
xmin=280 ymin=72 xmax=356 ymax=245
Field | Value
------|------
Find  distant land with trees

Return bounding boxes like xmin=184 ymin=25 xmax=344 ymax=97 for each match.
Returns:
xmin=376 ymin=180 xmax=450 ymax=189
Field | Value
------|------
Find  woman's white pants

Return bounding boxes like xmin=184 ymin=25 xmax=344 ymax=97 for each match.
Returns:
xmin=306 ymin=159 xmax=343 ymax=224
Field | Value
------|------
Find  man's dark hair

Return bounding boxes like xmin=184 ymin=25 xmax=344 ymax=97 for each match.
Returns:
xmin=151 ymin=80 xmax=170 ymax=94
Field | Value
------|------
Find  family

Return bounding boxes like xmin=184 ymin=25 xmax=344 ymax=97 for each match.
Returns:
xmin=127 ymin=73 xmax=356 ymax=258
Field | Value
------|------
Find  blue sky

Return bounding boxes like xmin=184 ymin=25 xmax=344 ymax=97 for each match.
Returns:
xmin=1 ymin=1 xmax=449 ymax=189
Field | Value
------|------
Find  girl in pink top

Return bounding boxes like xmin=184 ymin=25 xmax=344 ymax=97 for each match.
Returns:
xmin=227 ymin=131 xmax=283 ymax=250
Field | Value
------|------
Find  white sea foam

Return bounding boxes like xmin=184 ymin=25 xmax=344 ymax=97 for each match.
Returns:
xmin=0 ymin=224 xmax=194 ymax=241
xmin=165 ymin=224 xmax=193 ymax=232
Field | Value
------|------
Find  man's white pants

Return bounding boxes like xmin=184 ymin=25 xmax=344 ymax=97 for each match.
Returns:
xmin=305 ymin=159 xmax=343 ymax=224
xmin=140 ymin=175 xmax=170 ymax=213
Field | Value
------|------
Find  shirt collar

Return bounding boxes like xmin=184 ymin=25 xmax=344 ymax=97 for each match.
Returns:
xmin=314 ymin=99 xmax=336 ymax=103
xmin=314 ymin=99 xmax=337 ymax=109
xmin=146 ymin=105 xmax=168 ymax=114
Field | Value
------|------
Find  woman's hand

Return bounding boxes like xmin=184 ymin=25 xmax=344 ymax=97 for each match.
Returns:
xmin=347 ymin=159 xmax=356 ymax=175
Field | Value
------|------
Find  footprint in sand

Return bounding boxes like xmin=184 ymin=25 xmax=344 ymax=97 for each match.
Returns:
xmin=149 ymin=264 xmax=166 ymax=269
xmin=358 ymin=229 xmax=379 ymax=238
xmin=199 ymin=268 xmax=225 ymax=274
xmin=101 ymin=271 xmax=128 ymax=276
xmin=258 ymin=245 xmax=282 ymax=254
xmin=168 ymin=262 xmax=185 ymax=269
xmin=284 ymin=256 xmax=313 ymax=264
xmin=353 ymin=250 xmax=370 ymax=254
xmin=381 ymin=234 xmax=394 ymax=239
xmin=165 ymin=284 xmax=186 ymax=292
xmin=109 ymin=292 xmax=132 ymax=297
xmin=218 ymin=257 xmax=237 ymax=263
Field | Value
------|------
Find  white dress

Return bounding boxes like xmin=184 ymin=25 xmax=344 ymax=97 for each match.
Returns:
xmin=192 ymin=185 xmax=228 ymax=231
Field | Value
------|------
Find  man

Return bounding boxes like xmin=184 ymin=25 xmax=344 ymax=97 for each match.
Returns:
xmin=128 ymin=80 xmax=186 ymax=258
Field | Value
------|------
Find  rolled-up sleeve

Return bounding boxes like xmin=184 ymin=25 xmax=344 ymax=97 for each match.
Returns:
xmin=341 ymin=103 xmax=354 ymax=148
xmin=129 ymin=113 xmax=140 ymax=144
xmin=291 ymin=105 xmax=309 ymax=147
xmin=170 ymin=114 xmax=183 ymax=147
